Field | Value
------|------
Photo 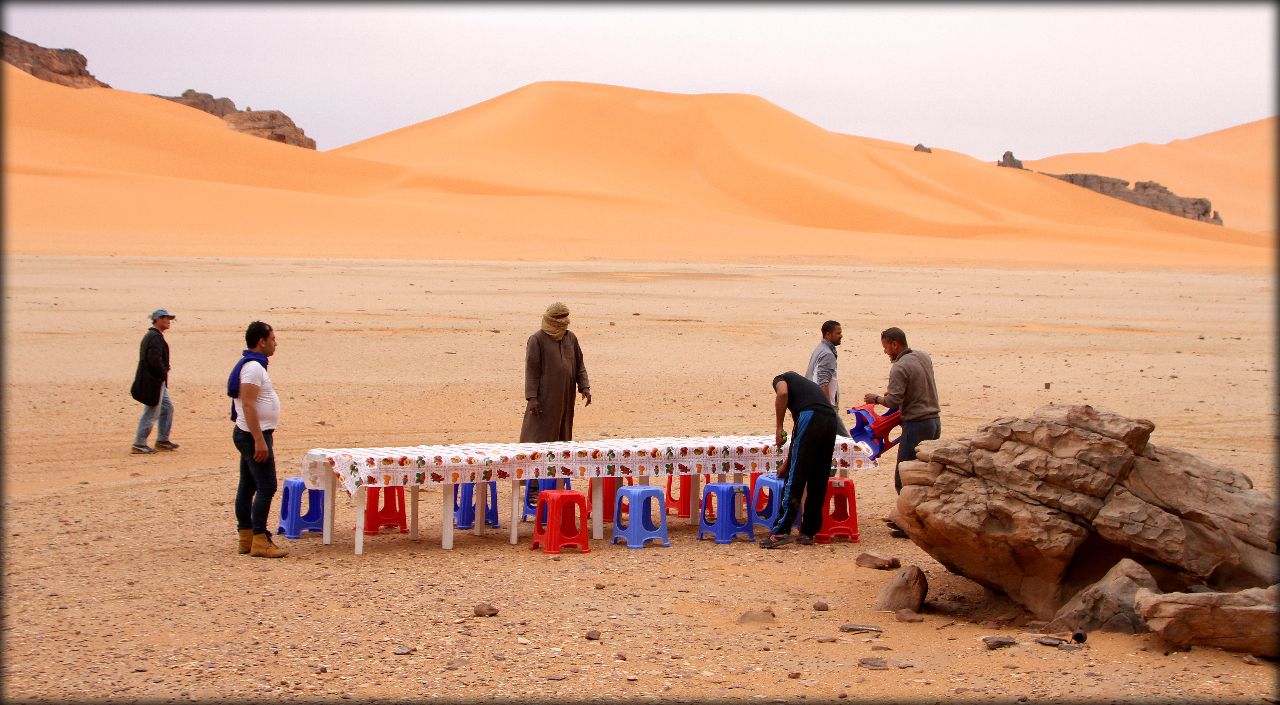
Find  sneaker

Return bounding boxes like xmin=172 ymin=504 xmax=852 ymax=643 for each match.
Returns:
xmin=155 ymin=440 xmax=180 ymax=451
xmin=796 ymin=534 xmax=814 ymax=546
xmin=759 ymin=534 xmax=796 ymax=549
xmin=130 ymin=444 xmax=156 ymax=454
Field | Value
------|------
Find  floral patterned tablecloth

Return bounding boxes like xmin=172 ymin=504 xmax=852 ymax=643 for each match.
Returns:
xmin=302 ymin=435 xmax=875 ymax=496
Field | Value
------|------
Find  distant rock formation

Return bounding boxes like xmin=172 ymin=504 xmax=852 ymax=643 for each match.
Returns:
xmin=892 ymin=404 xmax=1277 ymax=621
xmin=1 ymin=31 xmax=108 ymax=89
xmin=155 ymin=90 xmax=317 ymax=149
xmin=998 ymin=151 xmax=1024 ymax=169
xmin=1043 ymin=172 xmax=1222 ymax=225
xmin=914 ymin=143 xmax=932 ymax=153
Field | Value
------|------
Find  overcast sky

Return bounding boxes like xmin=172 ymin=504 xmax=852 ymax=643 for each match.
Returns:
xmin=4 ymin=3 xmax=1275 ymax=158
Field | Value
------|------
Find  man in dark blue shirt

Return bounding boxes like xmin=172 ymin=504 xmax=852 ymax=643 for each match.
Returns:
xmin=760 ymin=371 xmax=838 ymax=548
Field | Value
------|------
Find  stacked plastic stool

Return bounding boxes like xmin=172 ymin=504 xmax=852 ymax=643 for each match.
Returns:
xmin=530 ymin=489 xmax=591 ymax=554
xmin=814 ymin=477 xmax=860 ymax=543
xmin=453 ymin=481 xmax=500 ymax=530
xmin=522 ymin=478 xmax=572 ymax=522
xmin=587 ymin=476 xmax=634 ymax=523
xmin=276 ymin=477 xmax=325 ymax=539
xmin=696 ymin=482 xmax=755 ymax=544
xmin=610 ymin=485 xmax=670 ymax=549
xmin=363 ymin=486 xmax=408 ymax=536
xmin=749 ymin=472 xmax=785 ymax=531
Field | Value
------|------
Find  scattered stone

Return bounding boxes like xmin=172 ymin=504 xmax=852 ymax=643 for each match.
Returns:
xmin=787 ymin=672 xmax=801 ymax=679
xmin=816 ymin=636 xmax=837 ymax=643
xmin=1035 ymin=636 xmax=1065 ymax=647
xmin=585 ymin=630 xmax=601 ymax=641
xmin=315 ymin=665 xmax=329 ymax=673
xmin=839 ymin=624 xmax=883 ymax=634
xmin=626 ymin=675 xmax=638 ymax=681
xmin=856 ymin=552 xmax=901 ymax=570
xmin=516 ymin=637 xmax=530 ymax=645
xmin=737 ymin=607 xmax=776 ymax=624
xmin=874 ymin=566 xmax=928 ymax=612
xmin=982 ymin=636 xmax=1017 ymax=650
xmin=870 ymin=645 xmax=892 ymax=651
xmin=614 ymin=653 xmax=627 ymax=661
xmin=1243 ymin=654 xmax=1261 ymax=665
xmin=594 ymin=583 xmax=606 ymax=589
xmin=473 ymin=603 xmax=499 ymax=617
xmin=857 ymin=658 xmax=889 ymax=670
xmin=895 ymin=609 xmax=924 ymax=623
xmin=392 ymin=646 xmax=412 ymax=655
xmin=813 ymin=601 xmax=830 ymax=611
xmin=547 ymin=674 xmax=567 ymax=681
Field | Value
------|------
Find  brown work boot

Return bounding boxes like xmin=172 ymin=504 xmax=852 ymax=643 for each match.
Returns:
xmin=237 ymin=529 xmax=253 ymax=554
xmin=249 ymin=532 xmax=288 ymax=558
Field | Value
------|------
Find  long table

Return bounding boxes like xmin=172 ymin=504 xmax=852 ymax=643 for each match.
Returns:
xmin=300 ymin=435 xmax=875 ymax=554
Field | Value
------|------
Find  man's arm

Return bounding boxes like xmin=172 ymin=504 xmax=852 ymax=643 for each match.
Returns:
xmin=144 ymin=334 xmax=167 ymax=377
xmin=524 ymin=335 xmax=543 ymax=415
xmin=573 ymin=335 xmax=591 ymax=406
xmin=774 ymin=380 xmax=788 ymax=447
xmin=240 ymin=383 xmax=270 ymax=461
xmin=881 ymin=363 xmax=908 ymax=409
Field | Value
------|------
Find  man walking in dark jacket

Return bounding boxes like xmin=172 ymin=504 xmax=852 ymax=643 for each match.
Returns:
xmin=130 ymin=308 xmax=179 ymax=454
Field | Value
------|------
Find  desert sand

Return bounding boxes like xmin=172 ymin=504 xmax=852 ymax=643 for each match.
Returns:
xmin=3 ymin=53 xmax=1277 ymax=704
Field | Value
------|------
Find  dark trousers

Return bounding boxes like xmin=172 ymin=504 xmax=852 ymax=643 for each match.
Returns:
xmin=771 ymin=410 xmax=837 ymax=538
xmin=894 ymin=416 xmax=941 ymax=493
xmin=234 ymin=427 xmax=277 ymax=535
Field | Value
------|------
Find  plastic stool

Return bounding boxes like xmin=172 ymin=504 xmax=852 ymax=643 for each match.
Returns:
xmin=522 ymin=478 xmax=572 ymax=522
xmin=530 ymin=489 xmax=590 ymax=554
xmin=277 ymin=477 xmax=325 ymax=539
xmin=750 ymin=472 xmax=784 ymax=531
xmin=749 ymin=472 xmax=764 ymax=511
xmin=814 ymin=477 xmax=860 ymax=543
xmin=454 ymin=482 xmax=500 ymax=530
xmin=696 ymin=482 xmax=755 ymax=544
xmin=587 ymin=476 xmax=634 ymax=523
xmin=611 ymin=486 xmax=670 ymax=548
xmin=363 ymin=486 xmax=408 ymax=536
xmin=666 ymin=474 xmax=714 ymax=518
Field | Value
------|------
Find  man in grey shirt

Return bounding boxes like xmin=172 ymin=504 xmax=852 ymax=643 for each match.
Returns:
xmin=864 ymin=326 xmax=940 ymax=503
xmin=805 ymin=320 xmax=850 ymax=438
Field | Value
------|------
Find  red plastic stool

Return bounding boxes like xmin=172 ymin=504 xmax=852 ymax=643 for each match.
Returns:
xmin=363 ymin=486 xmax=408 ymax=536
xmin=814 ymin=477 xmax=860 ymax=544
xmin=749 ymin=472 xmax=766 ymax=512
xmin=587 ymin=476 xmax=634 ymax=523
xmin=530 ymin=489 xmax=591 ymax=554
xmin=666 ymin=474 xmax=715 ymax=518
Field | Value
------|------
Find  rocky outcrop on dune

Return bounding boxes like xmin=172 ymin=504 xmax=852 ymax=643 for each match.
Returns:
xmin=157 ymin=89 xmax=316 ymax=149
xmin=161 ymin=89 xmax=237 ymax=118
xmin=891 ymin=404 xmax=1278 ymax=638
xmin=1044 ymin=173 xmax=1222 ymax=225
xmin=1 ymin=31 xmax=108 ymax=89
xmin=998 ymin=151 xmax=1024 ymax=169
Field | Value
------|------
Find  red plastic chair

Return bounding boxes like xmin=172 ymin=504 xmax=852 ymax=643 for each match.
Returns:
xmin=530 ymin=489 xmax=591 ymax=554
xmin=814 ymin=477 xmax=860 ymax=544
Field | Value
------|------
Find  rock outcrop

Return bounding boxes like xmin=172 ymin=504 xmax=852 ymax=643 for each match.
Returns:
xmin=1135 ymin=585 xmax=1279 ymax=656
xmin=157 ymin=90 xmax=317 ymax=149
xmin=891 ymin=404 xmax=1278 ymax=621
xmin=914 ymin=143 xmax=932 ymax=154
xmin=1 ymin=31 xmax=108 ymax=88
xmin=1043 ymin=173 xmax=1222 ymax=225
xmin=998 ymin=151 xmax=1024 ymax=168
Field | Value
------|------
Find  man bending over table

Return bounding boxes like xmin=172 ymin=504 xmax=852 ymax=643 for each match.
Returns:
xmin=760 ymin=371 xmax=838 ymax=548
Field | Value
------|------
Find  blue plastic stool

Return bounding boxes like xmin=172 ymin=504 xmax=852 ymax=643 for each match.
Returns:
xmin=522 ymin=478 xmax=572 ymax=522
xmin=276 ymin=477 xmax=325 ymax=539
xmin=611 ymin=485 xmax=670 ymax=549
xmin=750 ymin=472 xmax=785 ymax=531
xmin=454 ymin=482 xmax=500 ymax=529
xmin=696 ymin=482 xmax=755 ymax=544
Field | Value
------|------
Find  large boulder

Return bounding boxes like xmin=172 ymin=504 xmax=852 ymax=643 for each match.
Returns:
xmin=892 ymin=404 xmax=1277 ymax=620
xmin=873 ymin=565 xmax=928 ymax=612
xmin=1135 ymin=585 xmax=1279 ymax=656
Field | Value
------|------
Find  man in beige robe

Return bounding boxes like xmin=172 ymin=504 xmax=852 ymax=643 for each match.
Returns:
xmin=520 ymin=302 xmax=591 ymax=444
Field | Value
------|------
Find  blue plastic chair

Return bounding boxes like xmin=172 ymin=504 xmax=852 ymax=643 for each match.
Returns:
xmin=696 ymin=482 xmax=755 ymax=544
xmin=276 ymin=477 xmax=325 ymax=539
xmin=522 ymin=478 xmax=572 ymax=522
xmin=610 ymin=485 xmax=670 ymax=549
xmin=454 ymin=482 xmax=500 ymax=529
xmin=750 ymin=472 xmax=784 ymax=531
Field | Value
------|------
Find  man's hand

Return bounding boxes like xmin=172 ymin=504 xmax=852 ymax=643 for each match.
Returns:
xmin=527 ymin=398 xmax=542 ymax=415
xmin=776 ymin=454 xmax=789 ymax=480
xmin=253 ymin=437 xmax=270 ymax=462
xmin=864 ymin=393 xmax=880 ymax=405
xmin=775 ymin=425 xmax=786 ymax=448
xmin=581 ymin=390 xmax=592 ymax=406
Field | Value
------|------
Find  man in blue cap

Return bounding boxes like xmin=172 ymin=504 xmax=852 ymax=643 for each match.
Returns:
xmin=130 ymin=308 xmax=179 ymax=454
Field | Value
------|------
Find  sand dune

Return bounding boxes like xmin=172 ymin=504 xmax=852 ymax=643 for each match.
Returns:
xmin=3 ymin=65 xmax=1271 ymax=270
xmin=1028 ymin=117 xmax=1276 ymax=233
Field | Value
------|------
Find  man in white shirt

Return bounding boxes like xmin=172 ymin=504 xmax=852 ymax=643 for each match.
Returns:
xmin=228 ymin=321 xmax=287 ymax=558
xmin=805 ymin=320 xmax=850 ymax=438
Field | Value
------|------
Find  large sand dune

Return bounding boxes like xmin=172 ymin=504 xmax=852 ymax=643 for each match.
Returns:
xmin=1028 ymin=117 xmax=1276 ymax=234
xmin=3 ymin=65 xmax=1271 ymax=270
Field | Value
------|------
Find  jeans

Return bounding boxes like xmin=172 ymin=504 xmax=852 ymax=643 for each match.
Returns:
xmin=134 ymin=384 xmax=173 ymax=446
xmin=895 ymin=416 xmax=941 ymax=494
xmin=233 ymin=427 xmax=277 ymax=535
